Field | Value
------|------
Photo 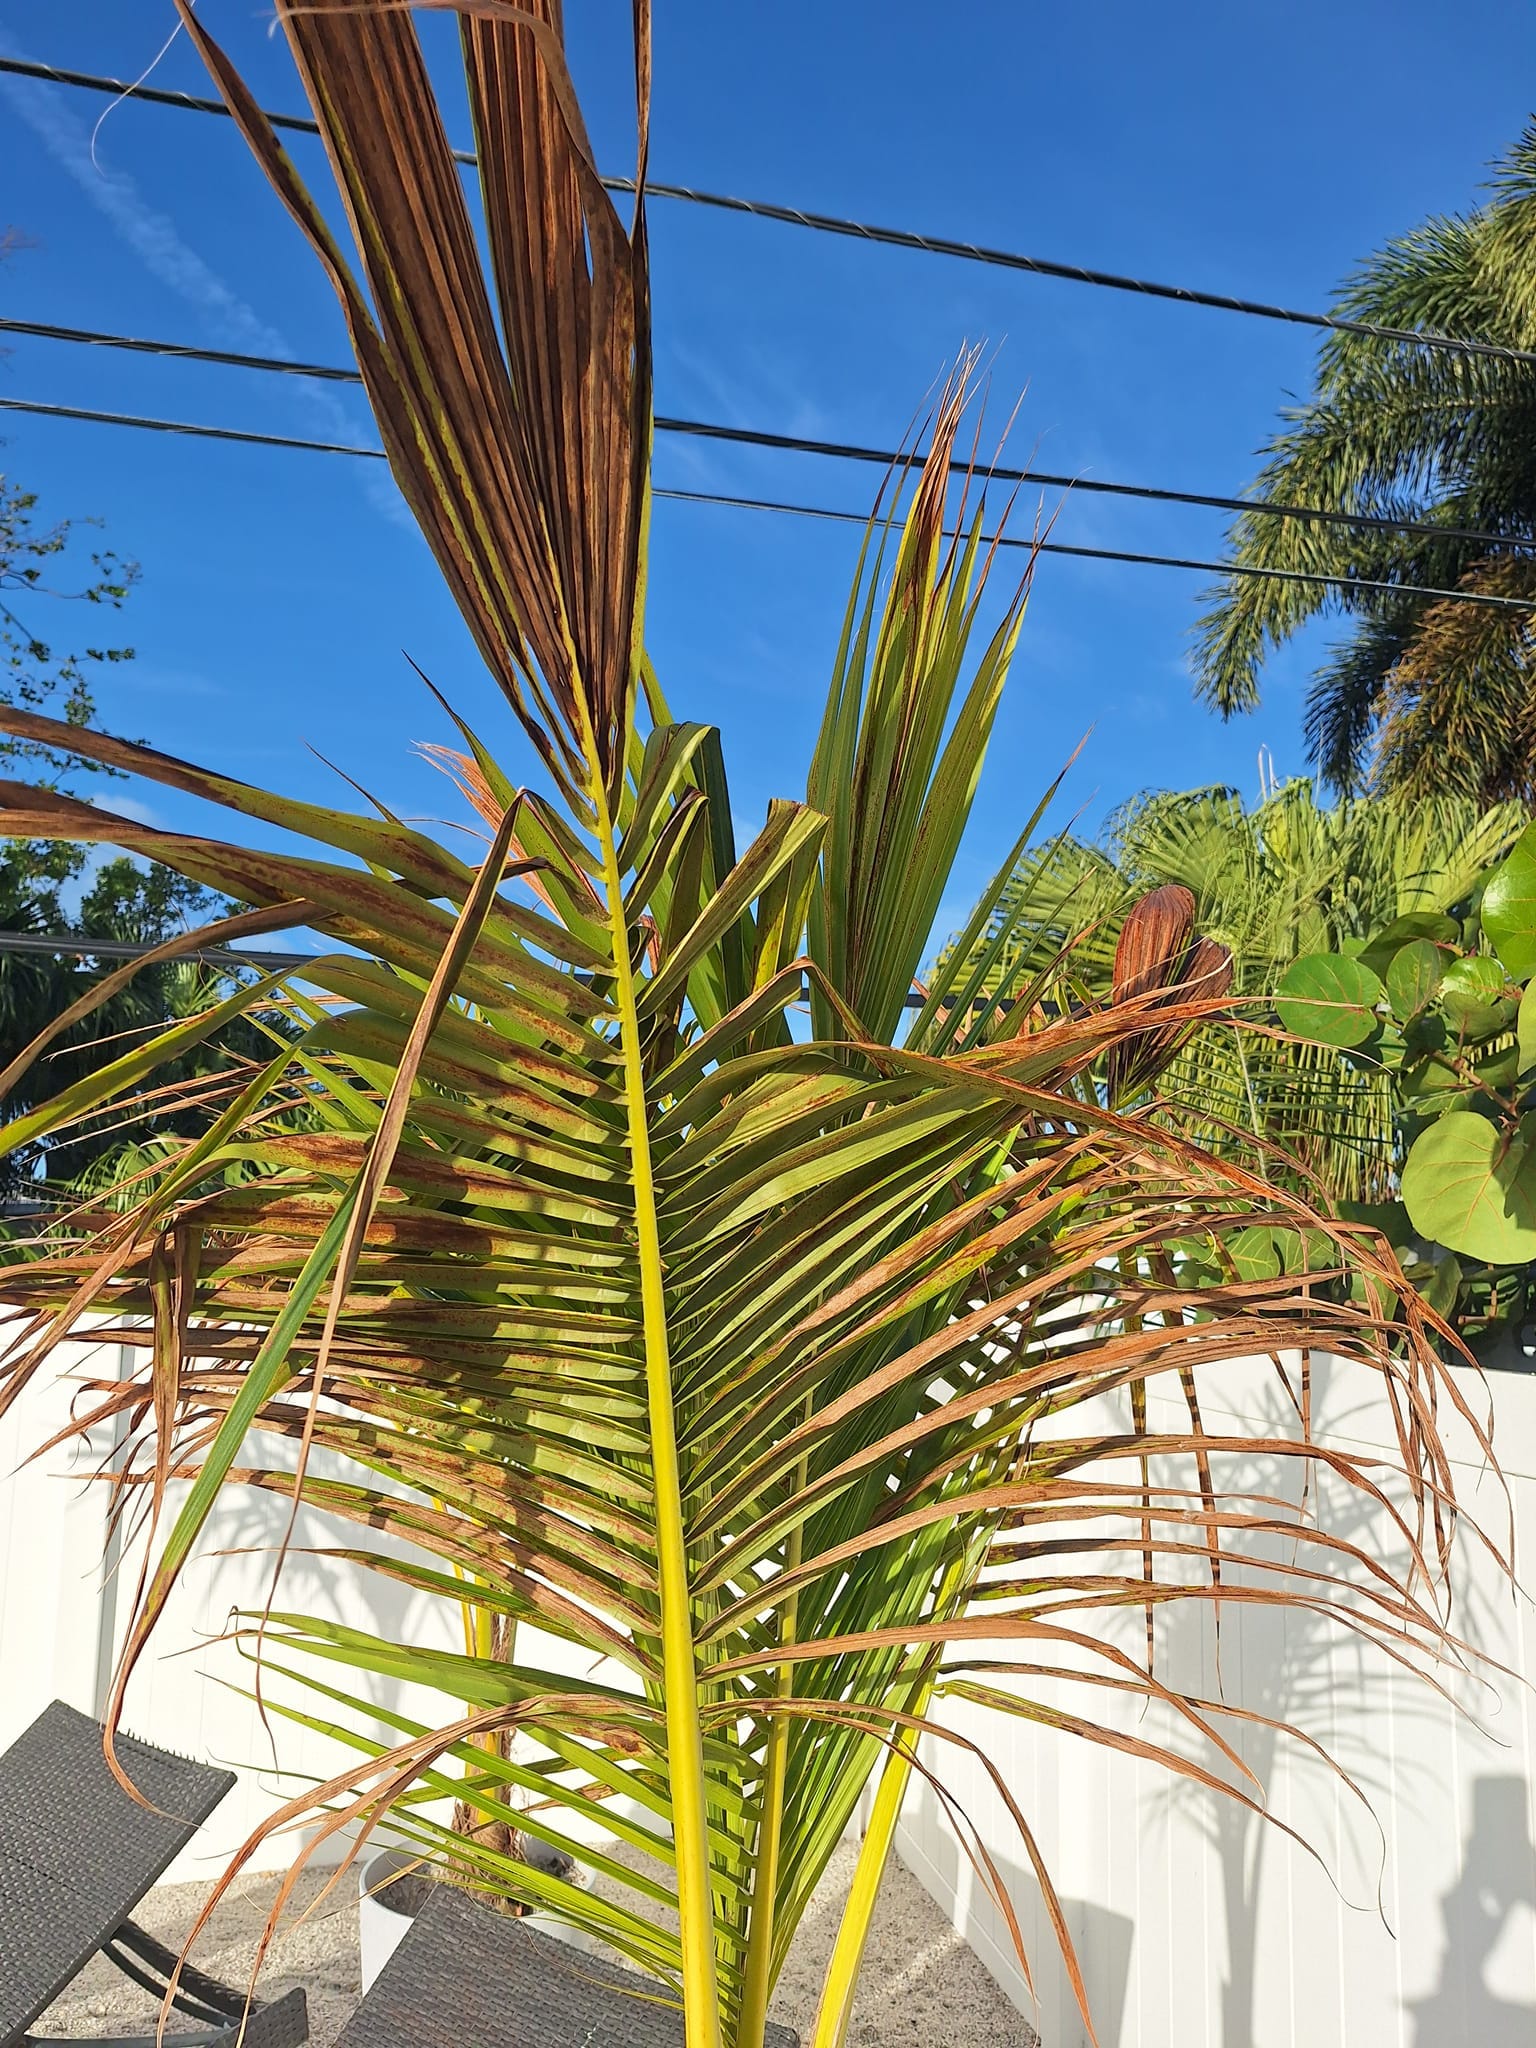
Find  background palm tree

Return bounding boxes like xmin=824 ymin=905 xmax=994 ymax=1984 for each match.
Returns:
xmin=1192 ymin=126 xmax=1536 ymax=803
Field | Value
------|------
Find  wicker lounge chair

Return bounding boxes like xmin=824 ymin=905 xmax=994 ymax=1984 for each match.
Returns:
xmin=0 ymin=1699 xmax=308 ymax=2048
xmin=337 ymin=1882 xmax=798 ymax=2048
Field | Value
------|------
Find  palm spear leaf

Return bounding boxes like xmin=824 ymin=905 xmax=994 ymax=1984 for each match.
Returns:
xmin=806 ymin=375 xmax=1033 ymax=1045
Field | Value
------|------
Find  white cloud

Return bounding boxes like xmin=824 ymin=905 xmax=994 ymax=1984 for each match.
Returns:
xmin=0 ymin=36 xmax=412 ymax=530
xmin=91 ymin=791 xmax=163 ymax=828
xmin=117 ymin=662 xmax=225 ymax=699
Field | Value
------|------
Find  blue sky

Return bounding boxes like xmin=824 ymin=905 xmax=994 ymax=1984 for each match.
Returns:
xmin=3 ymin=2 xmax=1534 ymax=944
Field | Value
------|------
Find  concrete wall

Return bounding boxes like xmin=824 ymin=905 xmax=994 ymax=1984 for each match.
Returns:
xmin=0 ymin=1329 xmax=125 ymax=1742
xmin=0 ymin=1328 xmax=635 ymax=1885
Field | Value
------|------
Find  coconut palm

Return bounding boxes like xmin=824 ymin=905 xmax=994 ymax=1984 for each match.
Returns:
xmin=1192 ymin=126 xmax=1536 ymax=803
xmin=0 ymin=10 xmax=1496 ymax=2048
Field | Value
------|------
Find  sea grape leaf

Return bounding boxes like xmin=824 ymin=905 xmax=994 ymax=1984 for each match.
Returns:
xmin=1439 ymin=956 xmax=1518 ymax=1042
xmin=1360 ymin=912 xmax=1460 ymax=983
xmin=1386 ymin=939 xmax=1446 ymax=1021
xmin=1482 ymin=825 xmax=1536 ymax=982
xmin=1423 ymin=1253 xmax=1463 ymax=1318
xmin=1226 ymin=1224 xmax=1332 ymax=1280
xmin=1338 ymin=1198 xmax=1412 ymax=1246
xmin=1276 ymin=953 xmax=1385 ymax=1048
xmin=1225 ymin=1225 xmax=1282 ymax=1280
xmin=1401 ymin=1110 xmax=1536 ymax=1265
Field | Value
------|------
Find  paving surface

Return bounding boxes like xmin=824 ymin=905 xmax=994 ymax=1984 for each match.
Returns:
xmin=32 ymin=1841 xmax=1040 ymax=2047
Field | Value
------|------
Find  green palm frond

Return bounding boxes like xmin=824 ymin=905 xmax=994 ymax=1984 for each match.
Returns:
xmin=1193 ymin=121 xmax=1536 ymax=799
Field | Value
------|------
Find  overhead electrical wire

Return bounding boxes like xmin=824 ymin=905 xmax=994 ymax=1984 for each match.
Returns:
xmin=0 ymin=392 xmax=388 ymax=461
xmin=0 ymin=930 xmax=960 ymax=1008
xmin=5 ymin=55 xmax=1536 ymax=372
xmin=0 ymin=930 xmax=307 ymax=971
xmin=4 ymin=391 xmax=1534 ymax=615
xmin=4 ymin=313 xmax=1528 ymax=554
xmin=650 ymin=485 xmax=1536 ymax=609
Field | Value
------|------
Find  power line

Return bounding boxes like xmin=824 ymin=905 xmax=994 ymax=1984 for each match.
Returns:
xmin=0 ymin=315 xmax=366 ymax=386
xmin=0 ymin=931 xmax=960 ymax=1008
xmin=5 ymin=313 xmax=1527 ymax=554
xmin=0 ymin=930 xmax=306 ymax=971
xmin=5 ymin=390 xmax=1534 ymax=615
xmin=6 ymin=54 xmax=1536 ymax=373
xmin=0 ymin=392 xmax=385 ymax=462
xmin=652 ymin=485 xmax=1536 ymax=610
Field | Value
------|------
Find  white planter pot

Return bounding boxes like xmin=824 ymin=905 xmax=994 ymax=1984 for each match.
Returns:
xmin=357 ymin=1847 xmax=597 ymax=1994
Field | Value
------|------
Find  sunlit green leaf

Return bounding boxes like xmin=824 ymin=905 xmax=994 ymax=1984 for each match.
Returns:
xmin=1402 ymin=1110 xmax=1536 ymax=1264
xmin=1439 ymin=955 xmax=1517 ymax=1041
xmin=1482 ymin=825 xmax=1536 ymax=982
xmin=1276 ymin=952 xmax=1385 ymax=1047
xmin=1386 ymin=938 xmax=1447 ymax=1020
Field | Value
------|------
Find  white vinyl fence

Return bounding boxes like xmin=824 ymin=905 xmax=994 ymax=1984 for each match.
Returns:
xmin=4 ymin=1330 xmax=1535 ymax=2045
xmin=0 ymin=1328 xmax=472 ymax=1884
xmin=894 ymin=1352 xmax=1536 ymax=2048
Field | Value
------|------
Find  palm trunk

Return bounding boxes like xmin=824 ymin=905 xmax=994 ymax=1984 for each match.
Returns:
xmin=448 ymin=1613 xmax=530 ymax=1912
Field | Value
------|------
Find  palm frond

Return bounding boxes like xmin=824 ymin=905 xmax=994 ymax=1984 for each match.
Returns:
xmin=1192 ymin=122 xmax=1536 ymax=796
xmin=0 ymin=14 xmax=1507 ymax=2048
